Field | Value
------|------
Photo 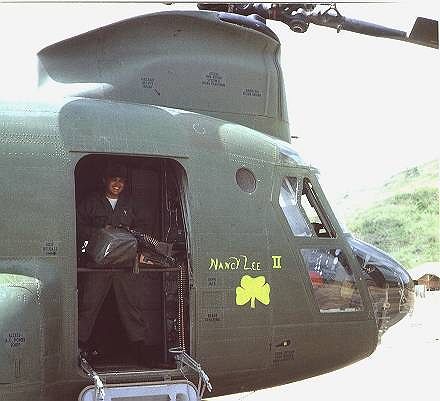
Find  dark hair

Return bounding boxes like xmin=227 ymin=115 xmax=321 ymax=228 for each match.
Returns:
xmin=103 ymin=163 xmax=128 ymax=180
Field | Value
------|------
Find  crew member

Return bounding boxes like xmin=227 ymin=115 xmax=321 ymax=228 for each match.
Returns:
xmin=77 ymin=162 xmax=150 ymax=363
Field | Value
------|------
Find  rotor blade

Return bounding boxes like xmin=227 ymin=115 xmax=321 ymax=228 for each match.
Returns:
xmin=310 ymin=10 xmax=439 ymax=48
xmin=309 ymin=12 xmax=407 ymax=40
xmin=197 ymin=3 xmax=229 ymax=12
xmin=408 ymin=17 xmax=439 ymax=49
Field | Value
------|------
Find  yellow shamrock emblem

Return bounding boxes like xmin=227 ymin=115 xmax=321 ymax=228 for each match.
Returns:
xmin=236 ymin=275 xmax=271 ymax=309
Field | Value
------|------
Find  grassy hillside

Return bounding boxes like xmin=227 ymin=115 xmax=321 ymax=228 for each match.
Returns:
xmin=338 ymin=160 xmax=439 ymax=269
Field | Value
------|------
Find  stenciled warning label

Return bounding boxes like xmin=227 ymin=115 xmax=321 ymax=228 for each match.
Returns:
xmin=202 ymin=72 xmax=226 ymax=87
xmin=4 ymin=331 xmax=26 ymax=349
xmin=42 ymin=241 xmax=58 ymax=256
xmin=141 ymin=77 xmax=155 ymax=89
xmin=242 ymin=88 xmax=262 ymax=97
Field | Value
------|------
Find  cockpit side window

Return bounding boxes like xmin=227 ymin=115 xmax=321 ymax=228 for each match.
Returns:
xmin=279 ymin=177 xmax=313 ymax=237
xmin=301 ymin=178 xmax=336 ymax=238
xmin=301 ymin=248 xmax=364 ymax=313
xmin=279 ymin=176 xmax=336 ymax=238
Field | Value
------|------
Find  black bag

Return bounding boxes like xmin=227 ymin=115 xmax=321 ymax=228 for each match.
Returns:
xmin=86 ymin=227 xmax=138 ymax=266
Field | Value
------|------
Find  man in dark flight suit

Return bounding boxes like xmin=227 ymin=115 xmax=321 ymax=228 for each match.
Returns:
xmin=77 ymin=163 xmax=150 ymax=363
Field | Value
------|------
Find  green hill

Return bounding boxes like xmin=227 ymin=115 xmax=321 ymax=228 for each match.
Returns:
xmin=338 ymin=160 xmax=439 ymax=269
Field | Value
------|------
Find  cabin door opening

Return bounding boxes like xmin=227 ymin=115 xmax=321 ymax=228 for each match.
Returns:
xmin=74 ymin=154 xmax=190 ymax=372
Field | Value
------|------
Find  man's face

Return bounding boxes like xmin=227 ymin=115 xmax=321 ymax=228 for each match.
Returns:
xmin=104 ymin=176 xmax=125 ymax=199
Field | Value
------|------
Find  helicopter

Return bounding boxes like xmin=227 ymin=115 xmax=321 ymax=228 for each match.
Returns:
xmin=0 ymin=3 xmax=437 ymax=401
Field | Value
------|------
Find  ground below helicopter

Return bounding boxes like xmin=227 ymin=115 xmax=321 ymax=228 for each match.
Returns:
xmin=210 ymin=290 xmax=440 ymax=401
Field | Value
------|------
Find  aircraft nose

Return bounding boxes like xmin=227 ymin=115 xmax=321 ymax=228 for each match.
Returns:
xmin=377 ymin=260 xmax=414 ymax=330
xmin=348 ymin=237 xmax=415 ymax=333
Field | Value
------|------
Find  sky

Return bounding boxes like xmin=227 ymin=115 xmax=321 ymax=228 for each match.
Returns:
xmin=0 ymin=1 xmax=438 ymax=200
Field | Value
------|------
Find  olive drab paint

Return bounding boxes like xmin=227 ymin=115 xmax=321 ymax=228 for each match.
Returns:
xmin=0 ymin=4 xmax=426 ymax=400
xmin=37 ymin=11 xmax=290 ymax=142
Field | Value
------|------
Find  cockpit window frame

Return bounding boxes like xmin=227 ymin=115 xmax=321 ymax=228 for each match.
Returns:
xmin=279 ymin=176 xmax=314 ymax=237
xmin=301 ymin=177 xmax=337 ymax=238
xmin=273 ymin=168 xmax=373 ymax=319
xmin=278 ymin=174 xmax=337 ymax=239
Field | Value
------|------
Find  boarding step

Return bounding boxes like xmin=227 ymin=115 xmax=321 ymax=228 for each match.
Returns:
xmin=79 ymin=380 xmax=198 ymax=401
